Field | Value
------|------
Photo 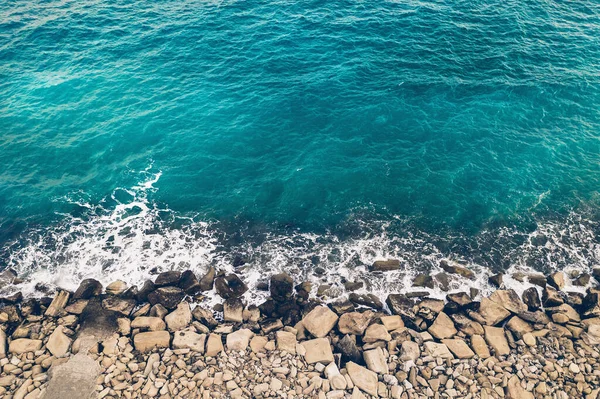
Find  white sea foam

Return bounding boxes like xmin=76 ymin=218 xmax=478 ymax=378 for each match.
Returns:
xmin=1 ymin=170 xmax=599 ymax=307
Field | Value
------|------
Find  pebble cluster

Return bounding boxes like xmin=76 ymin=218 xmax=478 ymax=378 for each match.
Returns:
xmin=0 ymin=261 xmax=600 ymax=399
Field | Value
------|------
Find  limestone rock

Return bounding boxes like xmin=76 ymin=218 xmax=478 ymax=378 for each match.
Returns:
xmin=226 ymin=328 xmax=254 ymax=351
xmin=542 ymin=286 xmax=564 ymax=307
xmin=547 ymin=272 xmax=565 ymax=290
xmin=505 ymin=316 xmax=533 ymax=338
xmin=172 ymin=330 xmax=206 ymax=352
xmin=198 ymin=266 xmax=216 ymax=292
xmin=489 ymin=289 xmax=527 ymax=314
xmin=102 ymin=296 xmax=135 ymax=316
xmin=399 ymin=340 xmax=420 ymax=362
xmin=506 ymin=375 xmax=534 ymax=399
xmin=45 ymin=290 xmax=70 ymax=317
xmin=428 ymin=312 xmax=457 ymax=339
xmin=484 ymin=325 xmax=510 ymax=356
xmin=302 ymin=306 xmax=339 ymax=338
xmin=370 ymin=259 xmax=400 ymax=272
xmin=205 ymin=333 xmax=224 ymax=356
xmin=270 ymin=273 xmax=294 ymax=301
xmin=276 ymin=331 xmax=297 ymax=354
xmin=73 ymin=279 xmax=102 ymax=300
xmin=363 ymin=347 xmax=388 ymax=374
xmin=386 ymin=294 xmax=415 ymax=316
xmin=162 ymin=302 xmax=191 ymax=332
xmin=302 ymin=338 xmax=334 ymax=364
xmin=336 ymin=334 xmax=362 ymax=364
xmin=440 ymin=260 xmax=475 ymax=279
xmin=478 ymin=297 xmax=511 ymax=326
xmin=441 ymin=339 xmax=474 ymax=359
xmin=338 ymin=312 xmax=373 ymax=335
xmin=147 ymin=287 xmax=185 ymax=310
xmin=192 ymin=306 xmax=218 ymax=328
xmin=250 ymin=336 xmax=268 ymax=353
xmin=363 ymin=323 xmax=392 ymax=342
xmin=423 ymin=342 xmax=453 ymax=359
xmin=380 ymin=315 xmax=403 ymax=331
xmin=451 ymin=313 xmax=484 ymax=336
xmin=470 ymin=334 xmax=491 ymax=358
xmin=133 ymin=331 xmax=170 ymax=353
xmin=131 ymin=316 xmax=166 ymax=331
xmin=348 ymin=293 xmax=384 ymax=310
xmin=46 ymin=326 xmax=72 ymax=357
xmin=223 ymin=298 xmax=244 ymax=323
xmin=106 ymin=280 xmax=128 ymax=295
xmin=347 ymin=362 xmax=378 ymax=396
xmin=9 ymin=338 xmax=42 ymax=354
xmin=0 ymin=329 xmax=6 ymax=356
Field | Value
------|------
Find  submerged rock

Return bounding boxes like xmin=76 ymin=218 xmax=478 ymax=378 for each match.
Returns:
xmin=440 ymin=260 xmax=475 ymax=279
xmin=198 ymin=266 xmax=216 ymax=292
xmin=369 ymin=259 xmax=400 ymax=272
xmin=270 ymin=273 xmax=294 ymax=301
xmin=74 ymin=279 xmax=103 ymax=300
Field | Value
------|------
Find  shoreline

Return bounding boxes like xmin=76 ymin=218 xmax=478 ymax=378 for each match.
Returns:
xmin=0 ymin=262 xmax=600 ymax=398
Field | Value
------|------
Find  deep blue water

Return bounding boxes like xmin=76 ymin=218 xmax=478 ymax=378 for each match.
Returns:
xmin=1 ymin=0 xmax=599 ymax=296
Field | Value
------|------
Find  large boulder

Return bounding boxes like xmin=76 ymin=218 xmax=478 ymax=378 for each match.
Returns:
xmin=336 ymin=335 xmax=362 ymax=364
xmin=547 ymin=272 xmax=565 ymax=290
xmin=451 ymin=313 xmax=484 ymax=336
xmin=423 ymin=342 xmax=453 ymax=359
xmin=74 ymin=279 xmax=103 ymax=300
xmin=346 ymin=362 xmax=378 ymax=396
xmin=478 ymin=297 xmax=511 ymax=326
xmin=338 ymin=312 xmax=374 ymax=335
xmin=428 ymin=312 xmax=457 ymax=339
xmin=205 ymin=333 xmax=224 ymax=356
xmin=370 ymin=259 xmax=400 ymax=272
xmin=9 ymin=339 xmax=42 ymax=354
xmin=484 ymin=326 xmax=510 ymax=356
xmin=45 ymin=291 xmax=70 ymax=317
xmin=489 ymin=289 xmax=527 ymax=314
xmin=542 ymin=286 xmax=564 ymax=307
xmin=399 ymin=341 xmax=420 ymax=362
xmin=363 ymin=324 xmax=392 ymax=343
xmin=522 ymin=287 xmax=541 ymax=310
xmin=506 ymin=375 xmax=534 ymax=399
xmin=155 ymin=271 xmax=182 ymax=287
xmin=131 ymin=317 xmax=166 ymax=331
xmin=386 ymin=294 xmax=415 ymax=316
xmin=302 ymin=337 xmax=334 ymax=364
xmin=46 ymin=326 xmax=71 ymax=357
xmin=302 ymin=306 xmax=339 ymax=338
xmin=440 ymin=260 xmax=475 ymax=279
xmin=179 ymin=270 xmax=202 ymax=295
xmin=270 ymin=273 xmax=294 ymax=301
xmin=226 ymin=329 xmax=254 ymax=351
xmin=215 ymin=274 xmax=248 ymax=299
xmin=198 ymin=266 xmax=216 ymax=292
xmin=105 ymin=280 xmax=128 ymax=296
xmin=223 ymin=298 xmax=244 ymax=323
xmin=172 ymin=331 xmax=206 ymax=352
xmin=148 ymin=287 xmax=185 ymax=310
xmin=133 ymin=331 xmax=171 ymax=353
xmin=441 ymin=339 xmax=474 ymax=359
xmin=471 ymin=334 xmax=491 ymax=359
xmin=164 ymin=302 xmax=192 ymax=331
xmin=348 ymin=293 xmax=383 ymax=310
xmin=363 ymin=347 xmax=388 ymax=374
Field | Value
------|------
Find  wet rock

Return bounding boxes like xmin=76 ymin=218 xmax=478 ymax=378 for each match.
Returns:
xmin=172 ymin=330 xmax=206 ymax=352
xmin=573 ymin=272 xmax=590 ymax=287
xmin=434 ymin=272 xmax=450 ymax=291
xmin=441 ymin=339 xmax=474 ymax=359
xmin=147 ymin=287 xmax=185 ymax=310
xmin=165 ymin=302 xmax=192 ymax=331
xmin=215 ymin=273 xmax=248 ymax=299
xmin=547 ymin=271 xmax=565 ymax=290
xmin=260 ymin=318 xmax=283 ymax=334
xmin=385 ymin=294 xmax=414 ymax=316
xmin=446 ymin=292 xmax=472 ymax=307
xmin=179 ymin=270 xmax=202 ymax=295
xmin=198 ymin=266 xmax=216 ymax=292
xmin=336 ymin=334 xmax=362 ymax=364
xmin=45 ymin=290 xmax=70 ymax=317
xmin=73 ymin=279 xmax=102 ymax=300
xmin=428 ymin=312 xmax=457 ymax=339
xmin=0 ymin=291 xmax=22 ymax=304
xmin=346 ymin=362 xmax=378 ymax=396
xmin=348 ymin=293 xmax=383 ymax=310
xmin=380 ymin=315 xmax=403 ymax=331
xmin=149 ymin=303 xmax=168 ymax=319
xmin=583 ymin=291 xmax=600 ymax=317
xmin=542 ymin=286 xmax=564 ymax=307
xmin=302 ymin=306 xmax=339 ymax=338
xmin=478 ymin=297 xmax=511 ymax=326
xmin=192 ymin=306 xmax=218 ymax=328
xmin=133 ymin=331 xmax=171 ymax=353
xmin=331 ymin=300 xmax=355 ymax=315
xmin=102 ymin=296 xmax=135 ymax=316
xmin=522 ymin=287 xmax=541 ymax=310
xmin=154 ymin=271 xmax=181 ymax=287
xmin=489 ymin=289 xmax=527 ymax=314
xmin=483 ymin=326 xmax=510 ymax=356
xmin=105 ymin=280 xmax=128 ymax=295
xmin=488 ymin=273 xmax=503 ymax=288
xmin=338 ymin=311 xmax=374 ymax=335
xmin=223 ymin=298 xmax=244 ymax=323
xmin=0 ymin=269 xmax=17 ymax=289
xmin=270 ymin=273 xmax=294 ymax=301
xmin=136 ymin=280 xmax=156 ymax=302
xmin=370 ymin=259 xmax=400 ymax=272
xmin=518 ymin=310 xmax=550 ymax=325
xmin=413 ymin=274 xmax=434 ymax=289
xmin=440 ymin=260 xmax=475 ymax=279
xmin=344 ymin=281 xmax=364 ymax=291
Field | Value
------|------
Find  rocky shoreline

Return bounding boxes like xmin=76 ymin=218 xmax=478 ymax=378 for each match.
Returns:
xmin=1 ymin=262 xmax=600 ymax=399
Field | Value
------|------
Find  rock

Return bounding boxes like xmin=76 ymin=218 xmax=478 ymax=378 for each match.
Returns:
xmin=250 ymin=336 xmax=268 ymax=353
xmin=446 ymin=292 xmax=472 ymax=307
xmin=45 ymin=290 xmax=70 ymax=317
xmin=198 ymin=266 xmax=216 ymax=292
xmin=399 ymin=341 xmax=420 ymax=362
xmin=165 ymin=302 xmax=192 ymax=331
xmin=441 ymin=339 xmax=474 ymax=359
xmin=348 ymin=293 xmax=384 ymax=310
xmin=9 ymin=338 xmax=42 ymax=354
xmin=336 ymin=335 xmax=362 ymax=364
xmin=117 ymin=317 xmax=131 ymax=335
xmin=102 ymin=297 xmax=135 ymax=316
xmin=370 ymin=259 xmax=400 ymax=272
xmin=65 ymin=300 xmax=89 ymax=315
xmin=172 ymin=330 xmax=206 ymax=352
xmin=179 ymin=270 xmax=202 ymax=295
xmin=488 ymin=273 xmax=503 ymax=288
xmin=423 ymin=342 xmax=453 ymax=359
xmin=484 ymin=326 xmax=510 ymax=356
xmin=547 ymin=272 xmax=565 ymax=290
xmin=363 ymin=347 xmax=388 ymax=374
xmin=506 ymin=375 xmax=534 ymax=399
xmin=505 ymin=316 xmax=533 ymax=338
xmin=440 ymin=260 xmax=475 ymax=279
xmin=451 ymin=313 xmax=484 ymax=336
xmin=0 ymin=329 xmax=5 ymax=356
xmin=270 ymin=273 xmax=294 ymax=301
xmin=215 ymin=273 xmax=248 ymax=299
xmin=542 ymin=286 xmax=564 ymax=307
xmin=155 ymin=271 xmax=182 ymax=287
xmin=386 ymin=294 xmax=414 ymax=316
xmin=302 ymin=338 xmax=334 ymax=364
xmin=205 ymin=333 xmax=223 ymax=356
xmin=338 ymin=312 xmax=374 ymax=335
xmin=105 ymin=280 xmax=128 ymax=295
xmin=413 ymin=274 xmax=434 ymax=289
xmin=363 ymin=323 xmax=392 ymax=342
xmin=419 ymin=298 xmax=445 ymax=314
xmin=478 ymin=297 xmax=511 ymax=326
xmin=302 ymin=306 xmax=339 ymax=338
xmin=380 ymin=315 xmax=403 ymax=331
xmin=522 ymin=287 xmax=541 ymax=310
xmin=470 ymin=334 xmax=491 ymax=358
xmin=223 ymin=298 xmax=244 ymax=323
xmin=192 ymin=306 xmax=218 ymax=328
xmin=346 ymin=362 xmax=378 ymax=396
xmin=131 ymin=316 xmax=166 ymax=331
xmin=344 ymin=281 xmax=364 ymax=291
xmin=226 ymin=329 xmax=254 ymax=351
xmin=522 ymin=332 xmax=536 ymax=346
xmin=276 ymin=331 xmax=297 ymax=354
xmin=46 ymin=326 xmax=72 ymax=357
xmin=489 ymin=289 xmax=527 ymax=314
xmin=260 ymin=318 xmax=283 ymax=333
xmin=134 ymin=331 xmax=171 ymax=353
xmin=573 ymin=272 xmax=590 ymax=286
xmin=137 ymin=280 xmax=156 ymax=302
xmin=428 ymin=312 xmax=457 ymax=339
xmin=147 ymin=287 xmax=185 ymax=310
xmin=518 ymin=310 xmax=550 ymax=324
xmin=73 ymin=279 xmax=103 ymax=300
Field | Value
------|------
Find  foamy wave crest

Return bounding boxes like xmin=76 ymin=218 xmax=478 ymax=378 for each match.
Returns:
xmin=1 ymin=168 xmax=599 ymax=305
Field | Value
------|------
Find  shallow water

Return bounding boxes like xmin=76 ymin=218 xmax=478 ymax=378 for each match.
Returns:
xmin=1 ymin=0 xmax=599 ymax=300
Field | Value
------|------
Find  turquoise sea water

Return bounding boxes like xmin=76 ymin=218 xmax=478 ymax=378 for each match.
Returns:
xmin=1 ymin=0 xmax=599 ymax=296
